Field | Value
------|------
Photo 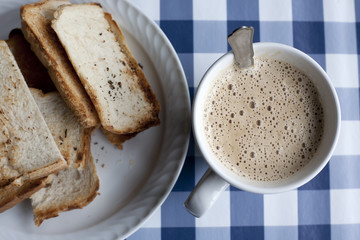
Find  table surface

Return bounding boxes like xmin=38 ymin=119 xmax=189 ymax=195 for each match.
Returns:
xmin=126 ymin=0 xmax=360 ymax=239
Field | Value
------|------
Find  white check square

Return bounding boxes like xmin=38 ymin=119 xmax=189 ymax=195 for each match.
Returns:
xmin=326 ymin=54 xmax=359 ymax=88
xmin=334 ymin=121 xmax=360 ymax=156
xmin=264 ymin=191 xmax=298 ymax=226
xmin=323 ymin=0 xmax=356 ymax=22
xmin=331 ymin=189 xmax=360 ymax=224
xmin=194 ymin=53 xmax=224 ymax=87
xmin=259 ymin=0 xmax=292 ymax=21
xmin=193 ymin=0 xmax=227 ymax=20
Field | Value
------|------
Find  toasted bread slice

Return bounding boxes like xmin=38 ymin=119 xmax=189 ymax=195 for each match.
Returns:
xmin=0 ymin=40 xmax=66 ymax=187
xmin=21 ymin=0 xmax=100 ymax=128
xmin=6 ymin=29 xmax=56 ymax=93
xmin=30 ymin=89 xmax=99 ymax=226
xmin=0 ymin=31 xmax=60 ymax=214
xmin=31 ymin=89 xmax=93 ymax=169
xmin=52 ymin=3 xmax=160 ymax=134
xmin=0 ymin=175 xmax=52 ymax=213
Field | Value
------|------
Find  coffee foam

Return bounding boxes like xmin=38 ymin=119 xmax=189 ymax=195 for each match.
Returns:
xmin=203 ymin=57 xmax=324 ymax=182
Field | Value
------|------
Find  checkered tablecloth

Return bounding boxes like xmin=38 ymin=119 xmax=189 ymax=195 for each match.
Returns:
xmin=127 ymin=0 xmax=360 ymax=239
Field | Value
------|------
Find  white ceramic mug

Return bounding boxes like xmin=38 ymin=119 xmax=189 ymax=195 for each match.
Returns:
xmin=185 ymin=42 xmax=341 ymax=218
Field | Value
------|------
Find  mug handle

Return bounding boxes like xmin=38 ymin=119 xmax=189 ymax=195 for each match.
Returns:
xmin=184 ymin=168 xmax=230 ymax=217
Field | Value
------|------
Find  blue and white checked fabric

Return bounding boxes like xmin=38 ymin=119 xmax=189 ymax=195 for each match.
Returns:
xmin=127 ymin=0 xmax=360 ymax=239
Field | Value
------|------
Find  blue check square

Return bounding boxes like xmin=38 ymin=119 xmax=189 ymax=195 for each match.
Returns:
xmin=260 ymin=22 xmax=293 ymax=46
xmin=308 ymin=54 xmax=326 ymax=70
xmin=195 ymin=155 xmax=210 ymax=184
xmin=172 ymin=155 xmax=195 ymax=192
xmin=264 ymin=226 xmax=298 ymax=240
xmin=292 ymin=0 xmax=323 ymax=21
xmin=231 ymin=226 xmax=264 ymax=240
xmin=178 ymin=54 xmax=194 ymax=88
xmin=196 ymin=227 xmax=230 ymax=240
xmin=298 ymin=190 xmax=330 ymax=225
xmin=160 ymin=0 xmax=192 ymax=20
xmin=356 ymin=0 xmax=360 ymax=22
xmin=162 ymin=227 xmax=195 ymax=240
xmin=356 ymin=23 xmax=360 ymax=54
xmin=299 ymin=164 xmax=329 ymax=190
xmin=293 ymin=22 xmax=325 ymax=54
xmin=227 ymin=0 xmax=259 ymax=21
xmin=231 ymin=191 xmax=264 ymax=226
xmin=336 ymin=88 xmax=360 ymax=121
xmin=161 ymin=192 xmax=195 ymax=227
xmin=325 ymin=22 xmax=357 ymax=54
xmin=160 ymin=20 xmax=193 ymax=53
xmin=187 ymin=131 xmax=196 ymax=157
xmin=189 ymin=87 xmax=195 ymax=103
xmin=127 ymin=228 xmax=161 ymax=240
xmin=331 ymin=224 xmax=360 ymax=240
xmin=194 ymin=21 xmax=227 ymax=53
xmin=330 ymin=156 xmax=360 ymax=189
xmin=299 ymin=225 xmax=331 ymax=240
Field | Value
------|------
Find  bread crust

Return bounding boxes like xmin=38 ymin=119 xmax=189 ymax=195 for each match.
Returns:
xmin=101 ymin=127 xmax=137 ymax=150
xmin=25 ymin=158 xmax=68 ymax=180
xmin=0 ymin=40 xmax=67 ymax=188
xmin=20 ymin=0 xmax=100 ymax=128
xmin=0 ymin=36 xmax=68 ymax=213
xmin=104 ymin=12 xmax=160 ymax=134
xmin=52 ymin=3 xmax=160 ymax=134
xmin=0 ymin=176 xmax=52 ymax=213
xmin=32 ymin=155 xmax=99 ymax=226
xmin=6 ymin=29 xmax=56 ymax=93
xmin=0 ymin=158 xmax=66 ymax=188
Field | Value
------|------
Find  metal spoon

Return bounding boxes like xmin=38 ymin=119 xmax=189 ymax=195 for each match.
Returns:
xmin=227 ymin=26 xmax=254 ymax=68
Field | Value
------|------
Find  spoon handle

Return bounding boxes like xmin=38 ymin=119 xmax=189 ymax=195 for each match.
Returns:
xmin=227 ymin=26 xmax=254 ymax=68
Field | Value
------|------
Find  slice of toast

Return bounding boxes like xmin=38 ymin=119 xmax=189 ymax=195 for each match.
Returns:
xmin=30 ymin=89 xmax=93 ymax=169
xmin=30 ymin=89 xmax=99 ymax=226
xmin=0 ymin=175 xmax=52 ymax=213
xmin=21 ymin=0 xmax=100 ymax=128
xmin=6 ymin=29 xmax=56 ymax=93
xmin=0 ymin=40 xmax=66 ymax=188
xmin=52 ymin=3 xmax=160 ymax=134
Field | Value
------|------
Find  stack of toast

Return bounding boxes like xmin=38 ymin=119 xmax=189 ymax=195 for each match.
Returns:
xmin=0 ymin=0 xmax=160 ymax=226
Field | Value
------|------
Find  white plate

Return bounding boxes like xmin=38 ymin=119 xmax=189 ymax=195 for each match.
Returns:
xmin=0 ymin=0 xmax=191 ymax=239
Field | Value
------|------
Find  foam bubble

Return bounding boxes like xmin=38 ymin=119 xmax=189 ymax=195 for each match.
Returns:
xmin=249 ymin=101 xmax=257 ymax=109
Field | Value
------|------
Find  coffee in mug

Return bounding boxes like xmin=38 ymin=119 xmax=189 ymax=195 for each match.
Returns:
xmin=202 ymin=57 xmax=324 ymax=182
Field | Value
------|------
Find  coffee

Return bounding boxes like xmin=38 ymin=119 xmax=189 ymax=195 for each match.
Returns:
xmin=202 ymin=57 xmax=324 ymax=181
